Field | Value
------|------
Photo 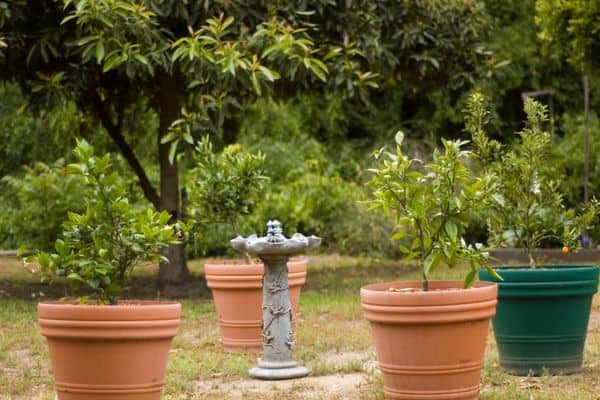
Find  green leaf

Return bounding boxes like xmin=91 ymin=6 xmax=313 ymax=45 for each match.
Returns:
xmin=17 ymin=245 xmax=29 ymax=257
xmin=87 ymin=279 xmax=99 ymax=289
xmin=251 ymin=72 xmax=262 ymax=95
xmin=67 ymin=272 xmax=83 ymax=282
xmin=463 ymin=269 xmax=477 ymax=288
xmin=395 ymin=130 xmax=404 ymax=145
xmin=76 ymin=35 xmax=100 ymax=46
xmin=102 ymin=55 xmax=124 ymax=72
xmin=309 ymin=62 xmax=327 ymax=82
xmin=133 ymin=53 xmax=149 ymax=66
xmin=104 ymin=283 xmax=122 ymax=298
xmin=445 ymin=221 xmax=458 ymax=240
xmin=258 ymin=66 xmax=279 ymax=82
xmin=66 ymin=163 xmax=85 ymax=175
xmin=398 ymin=244 xmax=411 ymax=254
xmin=222 ymin=16 xmax=235 ymax=31
xmin=168 ymin=139 xmax=180 ymax=164
xmin=423 ymin=252 xmax=440 ymax=278
xmin=61 ymin=14 xmax=78 ymax=25
xmin=182 ymin=130 xmax=194 ymax=144
xmin=160 ymin=130 xmax=179 ymax=144
xmin=262 ymin=44 xmax=280 ymax=58
xmin=54 ymin=239 xmax=68 ymax=255
xmin=390 ymin=230 xmax=406 ymax=241
xmin=485 ymin=266 xmax=504 ymax=281
xmin=492 ymin=193 xmax=504 ymax=207
xmin=95 ymin=41 xmax=105 ymax=63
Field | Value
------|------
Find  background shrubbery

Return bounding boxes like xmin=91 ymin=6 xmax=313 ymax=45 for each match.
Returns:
xmin=1 ymin=0 xmax=599 ymax=257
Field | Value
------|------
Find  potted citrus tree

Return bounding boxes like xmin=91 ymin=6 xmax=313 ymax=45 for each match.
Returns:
xmin=28 ymin=140 xmax=182 ymax=400
xmin=187 ymin=137 xmax=308 ymax=352
xmin=362 ymin=131 xmax=500 ymax=399
xmin=469 ymin=93 xmax=600 ymax=375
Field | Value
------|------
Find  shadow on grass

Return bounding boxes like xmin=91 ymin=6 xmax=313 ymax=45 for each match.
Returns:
xmin=0 ymin=255 xmax=418 ymax=301
xmin=0 ymin=273 xmax=212 ymax=301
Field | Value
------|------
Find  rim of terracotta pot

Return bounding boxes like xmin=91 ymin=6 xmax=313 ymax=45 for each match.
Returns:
xmin=204 ymin=258 xmax=307 ymax=289
xmin=204 ymin=256 xmax=306 ymax=267
xmin=361 ymin=280 xmax=497 ymax=324
xmin=38 ymin=300 xmax=181 ymax=340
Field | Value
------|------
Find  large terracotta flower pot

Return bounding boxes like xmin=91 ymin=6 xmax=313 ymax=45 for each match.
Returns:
xmin=361 ymin=281 xmax=497 ymax=400
xmin=38 ymin=301 xmax=181 ymax=400
xmin=479 ymin=265 xmax=599 ymax=375
xmin=204 ymin=258 xmax=307 ymax=352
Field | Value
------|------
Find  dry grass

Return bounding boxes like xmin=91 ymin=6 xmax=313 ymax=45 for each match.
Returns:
xmin=0 ymin=255 xmax=598 ymax=399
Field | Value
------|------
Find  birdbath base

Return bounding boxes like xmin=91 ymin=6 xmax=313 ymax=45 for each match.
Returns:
xmin=249 ymin=363 xmax=310 ymax=380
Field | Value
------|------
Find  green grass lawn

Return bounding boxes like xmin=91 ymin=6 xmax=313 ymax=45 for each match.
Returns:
xmin=0 ymin=255 xmax=598 ymax=399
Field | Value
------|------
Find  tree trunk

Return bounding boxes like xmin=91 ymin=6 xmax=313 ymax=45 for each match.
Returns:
xmin=157 ymin=74 xmax=190 ymax=287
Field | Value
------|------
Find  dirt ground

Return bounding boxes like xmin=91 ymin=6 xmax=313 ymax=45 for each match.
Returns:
xmin=194 ymin=351 xmax=379 ymax=400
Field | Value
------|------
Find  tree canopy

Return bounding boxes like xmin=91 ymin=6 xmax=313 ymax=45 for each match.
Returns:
xmin=0 ymin=0 xmax=490 ymax=285
xmin=536 ymin=0 xmax=600 ymax=71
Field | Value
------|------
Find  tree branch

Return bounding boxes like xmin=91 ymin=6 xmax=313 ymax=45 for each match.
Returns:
xmin=93 ymin=97 xmax=161 ymax=209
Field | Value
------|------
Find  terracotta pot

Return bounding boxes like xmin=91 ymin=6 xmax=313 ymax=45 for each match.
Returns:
xmin=38 ymin=301 xmax=181 ymax=400
xmin=205 ymin=258 xmax=307 ymax=352
xmin=361 ymin=281 xmax=497 ymax=400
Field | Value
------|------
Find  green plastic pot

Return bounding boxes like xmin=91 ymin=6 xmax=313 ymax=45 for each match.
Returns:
xmin=479 ymin=265 xmax=599 ymax=376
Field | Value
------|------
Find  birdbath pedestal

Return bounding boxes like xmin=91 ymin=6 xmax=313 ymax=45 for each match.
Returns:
xmin=231 ymin=220 xmax=320 ymax=380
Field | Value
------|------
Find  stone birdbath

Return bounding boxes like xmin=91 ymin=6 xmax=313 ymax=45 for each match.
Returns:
xmin=231 ymin=220 xmax=321 ymax=380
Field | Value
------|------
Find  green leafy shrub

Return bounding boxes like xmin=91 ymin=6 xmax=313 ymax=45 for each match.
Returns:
xmin=466 ymin=93 xmax=600 ymax=267
xmin=247 ymin=162 xmax=397 ymax=257
xmin=235 ymin=97 xmax=396 ymax=256
xmin=28 ymin=140 xmax=180 ymax=304
xmin=0 ymin=84 xmax=79 ymax=177
xmin=186 ymin=137 xmax=267 ymax=256
xmin=0 ymin=160 xmax=85 ymax=251
xmin=368 ymin=131 xmax=498 ymax=290
xmin=238 ymin=98 xmax=340 ymax=178
xmin=536 ymin=0 xmax=600 ymax=71
xmin=553 ymin=112 xmax=600 ymax=210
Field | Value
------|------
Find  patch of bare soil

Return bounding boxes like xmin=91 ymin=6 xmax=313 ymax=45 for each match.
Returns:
xmin=195 ymin=373 xmax=371 ymax=400
xmin=194 ymin=350 xmax=378 ymax=399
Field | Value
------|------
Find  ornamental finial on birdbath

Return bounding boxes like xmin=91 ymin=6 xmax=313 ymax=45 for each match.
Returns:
xmin=230 ymin=221 xmax=320 ymax=380
xmin=267 ymin=220 xmax=284 ymax=243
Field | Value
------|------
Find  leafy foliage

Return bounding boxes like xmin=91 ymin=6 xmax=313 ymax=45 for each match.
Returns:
xmin=0 ymin=83 xmax=81 ymax=177
xmin=368 ymin=131 xmax=497 ymax=290
xmin=469 ymin=0 xmax=595 ymax=140
xmin=467 ymin=93 xmax=600 ymax=267
xmin=248 ymin=164 xmax=395 ymax=257
xmin=536 ymin=0 xmax=600 ymax=71
xmin=0 ymin=160 xmax=85 ymax=251
xmin=186 ymin=137 xmax=267 ymax=239
xmin=0 ymin=0 xmax=490 ymax=160
xmin=234 ymin=97 xmax=396 ymax=257
xmin=0 ymin=1 xmax=493 ymax=282
xmin=28 ymin=140 xmax=180 ymax=304
xmin=553 ymin=112 xmax=600 ymax=209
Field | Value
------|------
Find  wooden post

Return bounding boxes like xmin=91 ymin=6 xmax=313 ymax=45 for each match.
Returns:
xmin=583 ymin=75 xmax=590 ymax=205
